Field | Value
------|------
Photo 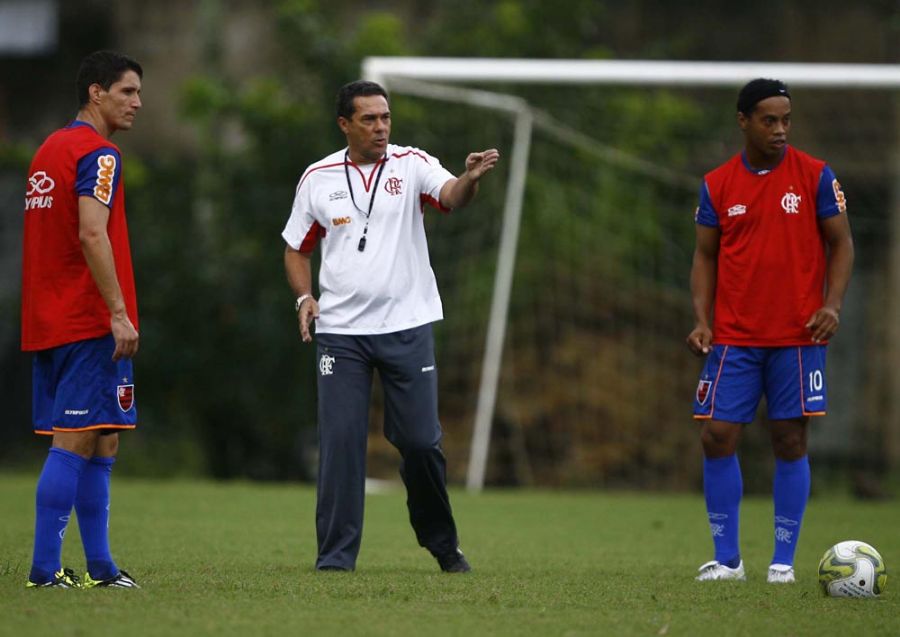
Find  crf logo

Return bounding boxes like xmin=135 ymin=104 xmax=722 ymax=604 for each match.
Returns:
xmin=117 ymin=384 xmax=134 ymax=412
xmin=27 ymin=171 xmax=56 ymax=195
xmin=319 ymin=354 xmax=335 ymax=376
xmin=384 ymin=177 xmax=403 ymax=196
xmin=332 ymin=216 xmax=351 ymax=226
xmin=93 ymin=155 xmax=117 ymax=205
xmin=781 ymin=191 xmax=801 ymax=214
xmin=696 ymin=379 xmax=712 ymax=405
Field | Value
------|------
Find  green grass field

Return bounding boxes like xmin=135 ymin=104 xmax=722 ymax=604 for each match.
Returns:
xmin=0 ymin=475 xmax=896 ymax=636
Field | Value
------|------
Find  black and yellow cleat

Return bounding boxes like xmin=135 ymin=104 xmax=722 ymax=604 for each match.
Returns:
xmin=82 ymin=569 xmax=140 ymax=589
xmin=26 ymin=567 xmax=81 ymax=588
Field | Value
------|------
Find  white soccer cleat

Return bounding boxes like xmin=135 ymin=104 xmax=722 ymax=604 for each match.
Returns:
xmin=767 ymin=563 xmax=795 ymax=584
xmin=696 ymin=560 xmax=746 ymax=581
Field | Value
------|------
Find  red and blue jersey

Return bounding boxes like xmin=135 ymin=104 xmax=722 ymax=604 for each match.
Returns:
xmin=695 ymin=145 xmax=847 ymax=346
xmin=21 ymin=121 xmax=138 ymax=351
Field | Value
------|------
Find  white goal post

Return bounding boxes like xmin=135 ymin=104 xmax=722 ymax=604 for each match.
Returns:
xmin=361 ymin=57 xmax=900 ymax=492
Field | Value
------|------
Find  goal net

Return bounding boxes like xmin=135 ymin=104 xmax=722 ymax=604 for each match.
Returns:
xmin=360 ymin=58 xmax=900 ymax=492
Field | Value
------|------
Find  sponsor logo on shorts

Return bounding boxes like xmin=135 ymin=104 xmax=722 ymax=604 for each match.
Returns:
xmin=319 ymin=354 xmax=335 ymax=376
xmin=807 ymin=395 xmax=824 ymax=402
xmin=117 ymin=384 xmax=134 ymax=412
xmin=64 ymin=408 xmax=90 ymax=415
xmin=421 ymin=365 xmax=435 ymax=373
xmin=696 ymin=379 xmax=712 ymax=405
xmin=93 ymin=154 xmax=117 ymax=205
xmin=727 ymin=204 xmax=746 ymax=217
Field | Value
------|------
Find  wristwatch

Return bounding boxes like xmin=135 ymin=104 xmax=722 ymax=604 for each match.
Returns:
xmin=295 ymin=294 xmax=312 ymax=312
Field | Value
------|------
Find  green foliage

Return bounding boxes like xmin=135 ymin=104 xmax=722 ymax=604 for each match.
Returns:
xmin=121 ymin=0 xmax=727 ymax=481
xmin=0 ymin=475 xmax=898 ymax=635
xmin=0 ymin=141 xmax=33 ymax=171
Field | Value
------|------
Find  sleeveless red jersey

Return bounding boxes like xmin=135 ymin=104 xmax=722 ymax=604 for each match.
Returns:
xmin=21 ymin=123 xmax=138 ymax=351
xmin=699 ymin=146 xmax=843 ymax=346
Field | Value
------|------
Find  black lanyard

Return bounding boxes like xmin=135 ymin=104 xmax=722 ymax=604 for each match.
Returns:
xmin=344 ymin=151 xmax=388 ymax=252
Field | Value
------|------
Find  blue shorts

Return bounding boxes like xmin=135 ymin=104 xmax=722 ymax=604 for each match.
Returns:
xmin=32 ymin=334 xmax=137 ymax=435
xmin=693 ymin=345 xmax=827 ymax=424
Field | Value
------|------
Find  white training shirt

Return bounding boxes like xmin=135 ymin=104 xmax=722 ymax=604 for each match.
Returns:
xmin=282 ymin=144 xmax=456 ymax=335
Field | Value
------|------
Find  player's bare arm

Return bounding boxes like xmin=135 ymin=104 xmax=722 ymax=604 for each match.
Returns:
xmin=806 ymin=212 xmax=854 ymax=343
xmin=687 ymin=224 xmax=720 ymax=355
xmin=439 ymin=148 xmax=501 ymax=209
xmin=79 ymin=195 xmax=138 ymax=361
xmin=284 ymin=245 xmax=319 ymax=343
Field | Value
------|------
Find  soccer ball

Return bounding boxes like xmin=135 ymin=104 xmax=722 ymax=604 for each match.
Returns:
xmin=817 ymin=540 xmax=887 ymax=598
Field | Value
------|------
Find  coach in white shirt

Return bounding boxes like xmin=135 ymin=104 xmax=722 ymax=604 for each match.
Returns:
xmin=282 ymin=80 xmax=499 ymax=572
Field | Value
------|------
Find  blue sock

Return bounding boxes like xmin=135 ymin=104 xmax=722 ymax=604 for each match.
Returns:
xmin=75 ymin=456 xmax=119 ymax=580
xmin=30 ymin=448 xmax=88 ymax=583
xmin=771 ymin=455 xmax=810 ymax=566
xmin=703 ymin=454 xmax=742 ymax=568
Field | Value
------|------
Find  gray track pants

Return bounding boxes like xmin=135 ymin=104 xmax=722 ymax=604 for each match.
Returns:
xmin=314 ymin=323 xmax=460 ymax=570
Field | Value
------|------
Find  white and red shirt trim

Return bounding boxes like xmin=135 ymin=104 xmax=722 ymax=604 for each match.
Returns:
xmin=282 ymin=144 xmax=455 ymax=334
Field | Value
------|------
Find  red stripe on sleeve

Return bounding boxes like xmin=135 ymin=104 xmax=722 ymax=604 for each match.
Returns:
xmin=299 ymin=221 xmax=325 ymax=253
xmin=420 ymin=193 xmax=450 ymax=214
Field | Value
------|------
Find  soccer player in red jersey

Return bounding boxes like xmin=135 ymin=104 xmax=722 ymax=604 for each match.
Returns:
xmin=686 ymin=79 xmax=854 ymax=584
xmin=21 ymin=51 xmax=143 ymax=588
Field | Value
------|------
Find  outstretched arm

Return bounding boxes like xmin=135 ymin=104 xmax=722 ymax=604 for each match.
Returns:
xmin=79 ymin=195 xmax=138 ymax=361
xmin=284 ymin=245 xmax=319 ymax=343
xmin=439 ymin=148 xmax=501 ymax=209
xmin=686 ymin=224 xmax=720 ymax=356
xmin=805 ymin=213 xmax=854 ymax=343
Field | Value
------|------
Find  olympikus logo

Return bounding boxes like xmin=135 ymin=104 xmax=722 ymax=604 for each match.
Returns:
xmin=93 ymin=155 xmax=116 ymax=205
xmin=25 ymin=195 xmax=54 ymax=210
xmin=727 ymin=204 xmax=746 ymax=217
xmin=25 ymin=171 xmax=55 ymax=211
xmin=332 ymin=216 xmax=351 ymax=226
xmin=27 ymin=171 xmax=55 ymax=195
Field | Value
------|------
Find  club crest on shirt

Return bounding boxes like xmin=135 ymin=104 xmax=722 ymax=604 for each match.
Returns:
xmin=384 ymin=177 xmax=403 ymax=196
xmin=117 ymin=383 xmax=134 ymax=412
xmin=93 ymin=154 xmax=117 ymax=205
xmin=696 ymin=379 xmax=712 ymax=405
xmin=781 ymin=191 xmax=801 ymax=214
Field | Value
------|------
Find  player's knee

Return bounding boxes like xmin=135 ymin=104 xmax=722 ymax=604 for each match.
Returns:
xmin=771 ymin=420 xmax=808 ymax=459
xmin=772 ymin=433 xmax=807 ymax=459
xmin=96 ymin=431 xmax=119 ymax=457
xmin=700 ymin=422 xmax=739 ymax=457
